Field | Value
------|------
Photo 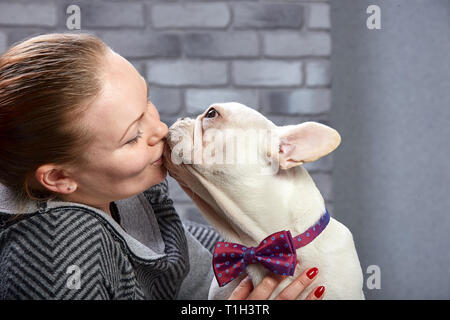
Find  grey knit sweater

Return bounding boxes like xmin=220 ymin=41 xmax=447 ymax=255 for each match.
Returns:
xmin=0 ymin=179 xmax=222 ymax=300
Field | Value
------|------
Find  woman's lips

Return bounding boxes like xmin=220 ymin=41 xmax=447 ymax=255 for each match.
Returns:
xmin=152 ymin=156 xmax=163 ymax=165
xmin=152 ymin=142 xmax=166 ymax=166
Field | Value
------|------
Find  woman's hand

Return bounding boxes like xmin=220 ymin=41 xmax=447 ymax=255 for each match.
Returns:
xmin=228 ymin=267 xmax=325 ymax=300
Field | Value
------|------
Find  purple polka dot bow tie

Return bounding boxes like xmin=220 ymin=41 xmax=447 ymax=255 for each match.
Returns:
xmin=212 ymin=209 xmax=330 ymax=287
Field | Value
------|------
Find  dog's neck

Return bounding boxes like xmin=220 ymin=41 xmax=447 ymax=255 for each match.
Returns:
xmin=223 ymin=166 xmax=327 ymax=247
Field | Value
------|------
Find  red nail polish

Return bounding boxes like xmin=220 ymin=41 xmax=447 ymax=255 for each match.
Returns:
xmin=306 ymin=267 xmax=318 ymax=279
xmin=314 ymin=286 xmax=325 ymax=298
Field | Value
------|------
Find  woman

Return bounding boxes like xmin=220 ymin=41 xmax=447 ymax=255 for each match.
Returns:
xmin=0 ymin=33 xmax=324 ymax=300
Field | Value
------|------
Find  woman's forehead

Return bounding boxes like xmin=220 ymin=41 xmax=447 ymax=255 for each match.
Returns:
xmin=82 ymin=51 xmax=147 ymax=146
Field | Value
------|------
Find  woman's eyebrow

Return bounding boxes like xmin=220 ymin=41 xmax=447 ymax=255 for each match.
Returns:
xmin=119 ymin=113 xmax=144 ymax=143
xmin=119 ymin=79 xmax=149 ymax=144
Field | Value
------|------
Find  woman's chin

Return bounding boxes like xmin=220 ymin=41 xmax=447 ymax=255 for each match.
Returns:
xmin=150 ymin=164 xmax=168 ymax=184
xmin=138 ymin=159 xmax=168 ymax=193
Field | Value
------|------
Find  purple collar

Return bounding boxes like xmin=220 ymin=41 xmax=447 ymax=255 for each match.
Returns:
xmin=292 ymin=209 xmax=330 ymax=249
xmin=212 ymin=210 xmax=330 ymax=287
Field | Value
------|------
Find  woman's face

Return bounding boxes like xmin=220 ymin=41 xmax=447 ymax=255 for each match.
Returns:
xmin=64 ymin=49 xmax=168 ymax=209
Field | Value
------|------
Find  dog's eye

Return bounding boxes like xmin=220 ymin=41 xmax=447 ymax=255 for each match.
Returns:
xmin=205 ymin=108 xmax=219 ymax=119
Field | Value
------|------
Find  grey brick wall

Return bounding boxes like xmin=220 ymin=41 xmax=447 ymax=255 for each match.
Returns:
xmin=0 ymin=0 xmax=333 ymax=225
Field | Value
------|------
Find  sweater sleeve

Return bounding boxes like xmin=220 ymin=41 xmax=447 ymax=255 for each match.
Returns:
xmin=0 ymin=211 xmax=143 ymax=300
xmin=144 ymin=178 xmax=223 ymax=252
xmin=183 ymin=219 xmax=223 ymax=254
xmin=177 ymin=228 xmax=216 ymax=300
xmin=143 ymin=178 xmax=224 ymax=299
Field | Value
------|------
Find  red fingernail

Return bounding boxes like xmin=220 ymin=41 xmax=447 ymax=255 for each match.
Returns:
xmin=306 ymin=267 xmax=318 ymax=279
xmin=314 ymin=286 xmax=325 ymax=298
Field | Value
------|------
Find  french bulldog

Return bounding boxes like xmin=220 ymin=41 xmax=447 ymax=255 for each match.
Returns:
xmin=163 ymin=102 xmax=364 ymax=300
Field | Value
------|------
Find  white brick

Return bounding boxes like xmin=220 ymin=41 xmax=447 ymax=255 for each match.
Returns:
xmin=186 ymin=89 xmax=259 ymax=114
xmin=308 ymin=3 xmax=331 ymax=29
xmin=152 ymin=4 xmax=230 ymax=29
xmin=261 ymin=89 xmax=331 ymax=114
xmin=264 ymin=32 xmax=331 ymax=57
xmin=149 ymin=87 xmax=182 ymax=116
xmin=101 ymin=31 xmax=181 ymax=58
xmin=268 ymin=115 xmax=314 ymax=126
xmin=146 ymin=61 xmax=228 ymax=86
xmin=234 ymin=3 xmax=303 ymax=29
xmin=81 ymin=2 xmax=145 ymax=27
xmin=183 ymin=32 xmax=259 ymax=58
xmin=306 ymin=60 xmax=331 ymax=86
xmin=233 ymin=61 xmax=302 ymax=87
xmin=0 ymin=3 xmax=57 ymax=26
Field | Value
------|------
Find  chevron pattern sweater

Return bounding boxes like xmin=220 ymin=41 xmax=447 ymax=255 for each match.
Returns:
xmin=0 ymin=179 xmax=222 ymax=300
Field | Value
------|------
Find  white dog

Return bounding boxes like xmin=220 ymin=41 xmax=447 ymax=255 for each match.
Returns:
xmin=163 ymin=102 xmax=364 ymax=300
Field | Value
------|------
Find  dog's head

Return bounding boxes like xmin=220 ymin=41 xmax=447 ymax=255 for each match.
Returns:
xmin=163 ymin=102 xmax=340 ymax=244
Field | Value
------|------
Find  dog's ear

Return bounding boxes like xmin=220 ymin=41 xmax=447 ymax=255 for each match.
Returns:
xmin=277 ymin=122 xmax=341 ymax=170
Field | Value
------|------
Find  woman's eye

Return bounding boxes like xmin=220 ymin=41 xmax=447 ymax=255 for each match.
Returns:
xmin=127 ymin=130 xmax=143 ymax=145
xmin=205 ymin=108 xmax=219 ymax=119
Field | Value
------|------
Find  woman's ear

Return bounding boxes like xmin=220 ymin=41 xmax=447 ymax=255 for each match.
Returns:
xmin=278 ymin=122 xmax=341 ymax=170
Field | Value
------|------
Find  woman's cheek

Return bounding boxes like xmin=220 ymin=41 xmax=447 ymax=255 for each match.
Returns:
xmin=119 ymin=150 xmax=151 ymax=177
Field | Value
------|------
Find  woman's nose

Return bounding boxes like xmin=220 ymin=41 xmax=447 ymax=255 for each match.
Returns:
xmin=147 ymin=121 xmax=168 ymax=146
